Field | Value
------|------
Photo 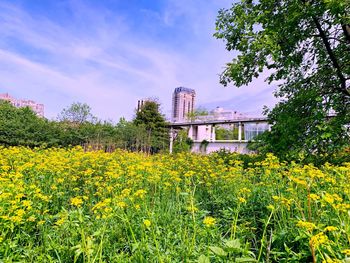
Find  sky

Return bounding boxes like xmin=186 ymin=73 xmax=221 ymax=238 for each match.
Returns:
xmin=0 ymin=0 xmax=278 ymax=122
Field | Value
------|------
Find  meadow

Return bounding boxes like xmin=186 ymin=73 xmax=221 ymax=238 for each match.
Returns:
xmin=0 ymin=147 xmax=349 ymax=262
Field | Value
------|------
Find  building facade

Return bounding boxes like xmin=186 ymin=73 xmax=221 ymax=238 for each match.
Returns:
xmin=172 ymin=87 xmax=195 ymax=122
xmin=0 ymin=93 xmax=44 ymax=117
xmin=137 ymin=99 xmax=147 ymax=112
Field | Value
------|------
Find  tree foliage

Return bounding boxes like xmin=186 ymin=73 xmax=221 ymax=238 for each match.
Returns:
xmin=186 ymin=107 xmax=209 ymax=121
xmin=0 ymin=101 xmax=60 ymax=147
xmin=58 ymin=102 xmax=96 ymax=124
xmin=0 ymin=101 xmax=169 ymax=153
xmin=173 ymin=130 xmax=193 ymax=153
xmin=133 ymin=100 xmax=169 ymax=153
xmin=215 ymin=0 xmax=350 ymax=160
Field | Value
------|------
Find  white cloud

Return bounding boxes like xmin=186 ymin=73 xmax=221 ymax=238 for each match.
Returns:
xmin=0 ymin=0 xmax=276 ymax=121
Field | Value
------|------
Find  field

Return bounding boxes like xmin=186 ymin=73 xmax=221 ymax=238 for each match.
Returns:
xmin=0 ymin=147 xmax=349 ymax=262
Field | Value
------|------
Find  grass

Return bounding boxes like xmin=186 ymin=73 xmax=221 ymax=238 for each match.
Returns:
xmin=0 ymin=146 xmax=349 ymax=262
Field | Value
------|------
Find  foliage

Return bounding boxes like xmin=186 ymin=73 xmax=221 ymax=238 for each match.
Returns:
xmin=173 ymin=129 xmax=193 ymax=153
xmin=215 ymin=0 xmax=350 ymax=161
xmin=186 ymin=107 xmax=209 ymax=122
xmin=0 ymin=101 xmax=60 ymax=147
xmin=0 ymin=101 xmax=170 ymax=153
xmin=133 ymin=100 xmax=169 ymax=153
xmin=0 ymin=147 xmax=349 ymax=262
xmin=58 ymin=102 xmax=96 ymax=124
xmin=200 ymin=139 xmax=210 ymax=153
xmin=215 ymin=125 xmax=241 ymax=140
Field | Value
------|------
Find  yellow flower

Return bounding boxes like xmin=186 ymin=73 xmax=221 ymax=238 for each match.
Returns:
xmin=37 ymin=220 xmax=45 ymax=226
xmin=341 ymin=249 xmax=350 ymax=256
xmin=203 ymin=216 xmax=216 ymax=227
xmin=323 ymin=193 xmax=335 ymax=204
xmin=238 ymin=197 xmax=246 ymax=203
xmin=310 ymin=232 xmax=328 ymax=249
xmin=121 ymin=188 xmax=131 ymax=197
xmin=116 ymin=201 xmax=127 ymax=208
xmin=296 ymin=220 xmax=316 ymax=232
xmin=322 ymin=259 xmax=342 ymax=263
xmin=56 ymin=178 xmax=64 ymax=183
xmin=143 ymin=219 xmax=151 ymax=228
xmin=323 ymin=226 xmax=338 ymax=232
xmin=70 ymin=196 xmax=83 ymax=207
xmin=134 ymin=189 xmax=147 ymax=198
xmin=27 ymin=216 xmax=36 ymax=222
xmin=309 ymin=194 xmax=320 ymax=201
xmin=55 ymin=218 xmax=66 ymax=226
xmin=267 ymin=204 xmax=275 ymax=211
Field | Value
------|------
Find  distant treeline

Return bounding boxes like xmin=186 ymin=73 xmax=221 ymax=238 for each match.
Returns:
xmin=0 ymin=100 xmax=169 ymax=153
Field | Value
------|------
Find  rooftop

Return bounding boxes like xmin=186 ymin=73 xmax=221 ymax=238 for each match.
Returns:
xmin=174 ymin=87 xmax=196 ymax=94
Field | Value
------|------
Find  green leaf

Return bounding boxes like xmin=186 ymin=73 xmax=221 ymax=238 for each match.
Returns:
xmin=132 ymin=242 xmax=139 ymax=253
xmin=235 ymin=257 xmax=257 ymax=262
xmin=225 ymin=239 xmax=241 ymax=249
xmin=198 ymin=254 xmax=210 ymax=263
xmin=209 ymin=246 xmax=227 ymax=257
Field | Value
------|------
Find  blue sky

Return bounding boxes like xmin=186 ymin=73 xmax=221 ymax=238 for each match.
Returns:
xmin=0 ymin=0 xmax=278 ymax=121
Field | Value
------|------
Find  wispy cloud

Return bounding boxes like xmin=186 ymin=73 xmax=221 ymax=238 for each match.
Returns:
xmin=0 ymin=0 xmax=276 ymax=121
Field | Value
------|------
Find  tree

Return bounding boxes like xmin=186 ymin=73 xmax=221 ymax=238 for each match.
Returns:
xmin=0 ymin=101 xmax=60 ymax=147
xmin=133 ymin=100 xmax=169 ymax=153
xmin=173 ymin=129 xmax=193 ymax=153
xmin=186 ymin=107 xmax=209 ymax=121
xmin=215 ymin=0 xmax=350 ymax=161
xmin=58 ymin=102 xmax=96 ymax=124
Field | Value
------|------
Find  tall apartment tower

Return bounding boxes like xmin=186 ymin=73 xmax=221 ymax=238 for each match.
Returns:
xmin=172 ymin=87 xmax=195 ymax=122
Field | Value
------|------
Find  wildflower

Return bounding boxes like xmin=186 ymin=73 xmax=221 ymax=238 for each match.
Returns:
xmin=324 ymin=226 xmax=338 ymax=232
xmin=134 ymin=189 xmax=147 ymax=198
xmin=310 ymin=232 xmax=328 ymax=249
xmin=27 ymin=216 xmax=36 ymax=222
xmin=55 ymin=217 xmax=66 ymax=226
xmin=341 ymin=249 xmax=350 ymax=256
xmin=116 ymin=201 xmax=127 ymax=208
xmin=322 ymin=259 xmax=342 ymax=263
xmin=238 ymin=197 xmax=246 ymax=203
xmin=267 ymin=204 xmax=275 ymax=211
xmin=121 ymin=188 xmax=131 ymax=197
xmin=56 ymin=178 xmax=64 ymax=183
xmin=296 ymin=220 xmax=316 ymax=232
xmin=143 ymin=219 xmax=151 ymax=228
xmin=203 ymin=216 xmax=216 ymax=227
xmin=70 ymin=197 xmax=83 ymax=207
xmin=323 ymin=193 xmax=335 ymax=204
xmin=22 ymin=200 xmax=32 ymax=207
xmin=239 ymin=188 xmax=251 ymax=194
xmin=309 ymin=194 xmax=320 ymax=201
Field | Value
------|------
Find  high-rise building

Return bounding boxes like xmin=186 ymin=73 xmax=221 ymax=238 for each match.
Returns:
xmin=172 ymin=87 xmax=195 ymax=123
xmin=0 ymin=93 xmax=44 ymax=117
xmin=137 ymin=98 xmax=155 ymax=112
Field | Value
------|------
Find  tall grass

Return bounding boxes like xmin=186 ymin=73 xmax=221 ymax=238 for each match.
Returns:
xmin=0 ymin=147 xmax=349 ymax=262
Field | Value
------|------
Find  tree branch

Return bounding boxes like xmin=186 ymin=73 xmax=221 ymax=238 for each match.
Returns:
xmin=312 ymin=17 xmax=350 ymax=97
xmin=341 ymin=24 xmax=350 ymax=44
